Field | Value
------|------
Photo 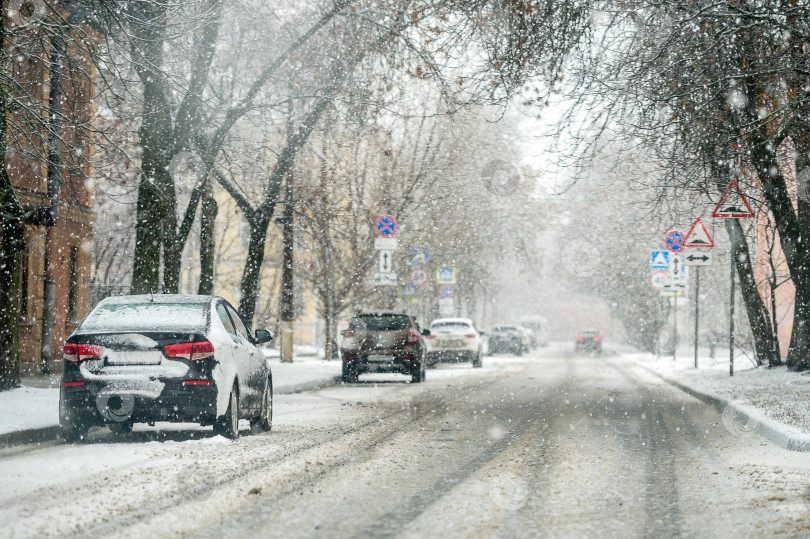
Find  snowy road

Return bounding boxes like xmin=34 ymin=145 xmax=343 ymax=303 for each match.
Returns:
xmin=2 ymin=346 xmax=809 ymax=537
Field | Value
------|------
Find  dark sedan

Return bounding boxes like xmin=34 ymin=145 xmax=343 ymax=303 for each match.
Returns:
xmin=59 ymin=295 xmax=274 ymax=442
xmin=575 ymin=330 xmax=603 ymax=353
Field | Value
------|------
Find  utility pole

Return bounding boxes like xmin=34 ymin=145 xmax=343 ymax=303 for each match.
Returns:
xmin=279 ymin=169 xmax=294 ymax=363
xmin=40 ymin=27 xmax=66 ymax=374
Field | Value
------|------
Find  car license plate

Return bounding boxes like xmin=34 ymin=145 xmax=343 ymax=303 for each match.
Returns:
xmin=368 ymin=354 xmax=393 ymax=362
xmin=106 ymin=351 xmax=162 ymax=365
xmin=437 ymin=340 xmax=463 ymax=349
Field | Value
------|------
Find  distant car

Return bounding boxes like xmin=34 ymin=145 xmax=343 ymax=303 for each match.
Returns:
xmin=425 ymin=318 xmax=483 ymax=368
xmin=488 ymin=325 xmax=528 ymax=355
xmin=519 ymin=326 xmax=537 ymax=350
xmin=575 ymin=330 xmax=602 ymax=353
xmin=520 ymin=316 xmax=550 ymax=347
xmin=59 ymin=295 xmax=275 ymax=442
xmin=339 ymin=311 xmax=427 ymax=383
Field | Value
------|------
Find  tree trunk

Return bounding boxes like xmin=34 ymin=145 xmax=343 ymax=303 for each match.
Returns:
xmin=197 ymin=183 xmax=218 ymax=295
xmin=0 ymin=181 xmax=24 ymax=390
xmin=749 ymin=139 xmax=810 ymax=370
xmin=0 ymin=14 xmax=24 ymax=389
xmin=238 ymin=215 xmax=271 ymax=329
xmin=130 ymin=3 xmax=174 ymax=294
xmin=131 ymin=175 xmax=166 ymax=294
xmin=725 ymin=219 xmax=778 ymax=367
xmin=323 ymin=300 xmax=333 ymax=361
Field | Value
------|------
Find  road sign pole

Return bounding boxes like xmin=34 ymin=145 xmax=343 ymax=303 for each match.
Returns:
xmin=673 ymin=293 xmax=678 ymax=359
xmin=729 ymin=240 xmax=735 ymax=377
xmin=694 ymin=267 xmax=700 ymax=369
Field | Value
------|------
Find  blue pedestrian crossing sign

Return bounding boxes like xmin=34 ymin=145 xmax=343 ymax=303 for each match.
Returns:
xmin=436 ymin=267 xmax=456 ymax=284
xmin=650 ymin=250 xmax=670 ymax=270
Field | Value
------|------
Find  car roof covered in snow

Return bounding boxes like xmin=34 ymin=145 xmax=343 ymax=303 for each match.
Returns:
xmin=430 ymin=318 xmax=474 ymax=326
xmin=96 ymin=294 xmax=217 ymax=306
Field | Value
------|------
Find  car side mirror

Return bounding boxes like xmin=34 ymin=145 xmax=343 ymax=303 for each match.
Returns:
xmin=254 ymin=329 xmax=273 ymax=344
xmin=479 ymin=331 xmax=487 ymax=337
xmin=421 ymin=329 xmax=431 ymax=336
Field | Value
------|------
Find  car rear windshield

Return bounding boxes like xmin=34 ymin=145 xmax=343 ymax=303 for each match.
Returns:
xmin=493 ymin=326 xmax=518 ymax=332
xmin=79 ymin=303 xmax=208 ymax=332
xmin=355 ymin=314 xmax=411 ymax=331
xmin=431 ymin=322 xmax=472 ymax=333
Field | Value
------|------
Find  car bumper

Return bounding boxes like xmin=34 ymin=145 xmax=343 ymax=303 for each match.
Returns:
xmin=489 ymin=339 xmax=521 ymax=351
xmin=60 ymin=380 xmax=218 ymax=427
xmin=341 ymin=351 xmax=421 ymax=374
xmin=426 ymin=350 xmax=475 ymax=361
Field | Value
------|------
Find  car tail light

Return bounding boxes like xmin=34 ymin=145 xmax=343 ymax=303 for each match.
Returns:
xmin=406 ymin=332 xmax=419 ymax=344
xmin=576 ymin=336 xmax=584 ymax=341
xmin=465 ymin=333 xmax=476 ymax=339
xmin=62 ymin=381 xmax=85 ymax=387
xmin=183 ymin=380 xmax=214 ymax=386
xmin=63 ymin=343 xmax=104 ymax=363
xmin=163 ymin=341 xmax=215 ymax=361
xmin=593 ymin=336 xmax=601 ymax=342
xmin=343 ymin=331 xmax=354 ymax=338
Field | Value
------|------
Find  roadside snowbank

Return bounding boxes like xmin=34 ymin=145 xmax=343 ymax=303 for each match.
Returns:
xmin=0 ymin=386 xmax=59 ymax=436
xmin=628 ymin=348 xmax=810 ymax=439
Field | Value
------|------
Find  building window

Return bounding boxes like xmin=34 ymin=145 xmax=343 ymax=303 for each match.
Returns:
xmin=20 ymin=247 xmax=29 ymax=318
xmin=68 ymin=246 xmax=78 ymax=321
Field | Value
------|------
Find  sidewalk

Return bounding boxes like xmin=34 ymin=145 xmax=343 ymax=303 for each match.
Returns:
xmin=0 ymin=351 xmax=340 ymax=445
xmin=627 ymin=346 xmax=810 ymax=452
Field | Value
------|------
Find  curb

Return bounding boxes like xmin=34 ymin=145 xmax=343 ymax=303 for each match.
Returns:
xmin=0 ymin=376 xmax=342 ymax=448
xmin=274 ymin=375 xmax=342 ymax=395
xmin=0 ymin=426 xmax=61 ymax=448
xmin=636 ymin=362 xmax=810 ymax=452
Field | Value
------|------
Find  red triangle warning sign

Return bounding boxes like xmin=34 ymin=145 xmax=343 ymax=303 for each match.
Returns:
xmin=712 ymin=180 xmax=754 ymax=218
xmin=684 ymin=218 xmax=715 ymax=248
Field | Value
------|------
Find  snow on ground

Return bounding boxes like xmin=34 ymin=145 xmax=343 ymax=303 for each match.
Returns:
xmin=265 ymin=355 xmax=340 ymax=393
xmin=0 ymin=354 xmax=341 ymax=437
xmin=628 ymin=346 xmax=810 ymax=434
xmin=0 ymin=386 xmax=58 ymax=436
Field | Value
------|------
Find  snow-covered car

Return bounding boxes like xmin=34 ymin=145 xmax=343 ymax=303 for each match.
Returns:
xmin=425 ymin=318 xmax=483 ymax=368
xmin=339 ymin=311 xmax=427 ymax=383
xmin=59 ymin=295 xmax=274 ymax=442
xmin=488 ymin=325 xmax=529 ymax=355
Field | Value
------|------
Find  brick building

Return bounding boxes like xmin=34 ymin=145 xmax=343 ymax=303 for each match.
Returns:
xmin=5 ymin=12 xmax=96 ymax=375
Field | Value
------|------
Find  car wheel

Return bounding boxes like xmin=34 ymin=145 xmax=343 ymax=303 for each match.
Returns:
xmin=62 ymin=422 xmax=89 ymax=443
xmin=342 ymin=361 xmax=359 ymax=383
xmin=515 ymin=346 xmax=524 ymax=356
xmin=411 ymin=361 xmax=424 ymax=383
xmin=60 ymin=403 xmax=89 ymax=443
xmin=250 ymin=377 xmax=273 ymax=433
xmin=109 ymin=420 xmax=133 ymax=435
xmin=472 ymin=351 xmax=483 ymax=368
xmin=214 ymin=385 xmax=240 ymax=439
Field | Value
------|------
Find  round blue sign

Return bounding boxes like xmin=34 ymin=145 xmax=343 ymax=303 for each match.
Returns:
xmin=439 ymin=285 xmax=454 ymax=298
xmin=375 ymin=215 xmax=397 ymax=237
xmin=666 ymin=230 xmax=686 ymax=252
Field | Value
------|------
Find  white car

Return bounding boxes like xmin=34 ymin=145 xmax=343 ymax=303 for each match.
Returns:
xmin=425 ymin=318 xmax=483 ymax=368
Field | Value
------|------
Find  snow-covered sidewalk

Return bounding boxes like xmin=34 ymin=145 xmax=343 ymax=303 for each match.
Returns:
xmin=627 ymin=347 xmax=810 ymax=451
xmin=0 ymin=353 xmax=340 ymax=440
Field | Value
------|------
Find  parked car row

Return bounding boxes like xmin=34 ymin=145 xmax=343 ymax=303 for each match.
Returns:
xmin=60 ymin=296 xmax=585 ymax=444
